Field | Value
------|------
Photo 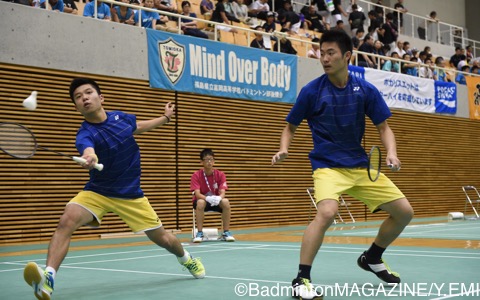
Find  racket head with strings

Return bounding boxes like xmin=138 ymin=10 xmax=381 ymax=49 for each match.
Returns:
xmin=367 ymin=146 xmax=382 ymax=182
xmin=0 ymin=122 xmax=37 ymax=159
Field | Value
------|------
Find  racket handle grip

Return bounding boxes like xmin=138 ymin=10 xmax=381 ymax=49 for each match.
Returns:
xmin=72 ymin=156 xmax=104 ymax=171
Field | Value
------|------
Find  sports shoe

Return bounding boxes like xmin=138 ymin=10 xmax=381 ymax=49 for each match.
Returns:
xmin=357 ymin=251 xmax=401 ymax=283
xmin=291 ymin=277 xmax=323 ymax=300
xmin=182 ymin=256 xmax=206 ymax=279
xmin=23 ymin=262 xmax=54 ymax=300
xmin=193 ymin=231 xmax=204 ymax=243
xmin=221 ymin=230 xmax=235 ymax=242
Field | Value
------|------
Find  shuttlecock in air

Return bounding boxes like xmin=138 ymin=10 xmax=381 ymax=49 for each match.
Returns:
xmin=23 ymin=91 xmax=38 ymax=111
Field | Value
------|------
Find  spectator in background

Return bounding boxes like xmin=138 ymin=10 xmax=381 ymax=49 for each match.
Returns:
xmin=346 ymin=0 xmax=363 ymax=14
xmin=307 ymin=37 xmax=321 ymax=59
xmin=471 ymin=65 xmax=480 ymax=75
xmin=374 ymin=0 xmax=384 ymax=19
xmin=154 ymin=0 xmax=178 ymax=19
xmin=418 ymin=51 xmax=427 ymax=64
xmin=400 ymin=54 xmax=417 ymax=76
xmin=379 ymin=13 xmax=398 ymax=53
xmin=211 ymin=0 xmax=238 ymax=32
xmin=351 ymin=27 xmax=365 ymax=49
xmin=273 ymin=35 xmax=297 ymax=55
xmin=112 ymin=0 xmax=135 ymax=25
xmin=311 ymin=0 xmax=331 ymax=28
xmin=250 ymin=26 xmax=266 ymax=49
xmin=230 ymin=0 xmax=250 ymax=25
xmin=419 ymin=57 xmax=434 ymax=79
xmin=134 ymin=0 xmax=163 ymax=28
xmin=262 ymin=11 xmax=276 ymax=34
xmin=304 ymin=5 xmax=328 ymax=33
xmin=331 ymin=0 xmax=347 ymax=23
xmin=393 ymin=0 xmax=407 ymax=33
xmin=333 ymin=19 xmax=346 ymax=33
xmin=348 ymin=4 xmax=365 ymax=36
xmin=200 ymin=0 xmax=214 ymax=18
xmin=179 ymin=1 xmax=209 ymax=39
xmin=426 ymin=11 xmax=440 ymax=42
xmin=450 ymin=47 xmax=467 ymax=69
xmin=41 ymin=0 xmax=64 ymax=12
xmin=277 ymin=1 xmax=302 ymax=34
xmin=373 ymin=40 xmax=385 ymax=68
xmin=84 ymin=0 xmax=111 ymax=20
xmin=367 ymin=10 xmax=381 ymax=39
xmin=358 ymin=34 xmax=376 ymax=68
xmin=466 ymin=45 xmax=474 ymax=63
xmin=392 ymin=41 xmax=405 ymax=58
xmin=433 ymin=57 xmax=450 ymax=82
xmin=248 ymin=0 xmax=269 ymax=21
xmin=402 ymin=41 xmax=412 ymax=56
xmin=455 ymin=65 xmax=470 ymax=85
xmin=63 ymin=0 xmax=78 ymax=14
xmin=382 ymin=52 xmax=400 ymax=73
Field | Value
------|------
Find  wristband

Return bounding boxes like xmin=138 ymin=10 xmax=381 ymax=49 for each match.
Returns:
xmin=163 ymin=115 xmax=171 ymax=123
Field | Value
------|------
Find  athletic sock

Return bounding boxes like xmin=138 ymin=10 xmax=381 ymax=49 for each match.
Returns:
xmin=45 ymin=266 xmax=56 ymax=279
xmin=177 ymin=250 xmax=191 ymax=264
xmin=297 ymin=264 xmax=312 ymax=280
xmin=365 ymin=243 xmax=386 ymax=262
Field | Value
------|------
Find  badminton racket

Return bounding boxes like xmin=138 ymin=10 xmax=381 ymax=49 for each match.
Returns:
xmin=367 ymin=146 xmax=400 ymax=182
xmin=0 ymin=122 xmax=103 ymax=171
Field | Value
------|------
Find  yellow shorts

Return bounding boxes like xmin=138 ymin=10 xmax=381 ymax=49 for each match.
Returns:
xmin=312 ymin=168 xmax=405 ymax=213
xmin=68 ymin=191 xmax=162 ymax=233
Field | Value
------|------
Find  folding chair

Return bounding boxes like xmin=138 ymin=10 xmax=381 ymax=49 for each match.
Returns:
xmin=192 ymin=206 xmax=223 ymax=241
xmin=307 ymin=188 xmax=355 ymax=224
xmin=462 ymin=186 xmax=480 ymax=219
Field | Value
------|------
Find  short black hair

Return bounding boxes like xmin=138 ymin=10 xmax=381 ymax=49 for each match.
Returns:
xmin=200 ymin=148 xmax=215 ymax=160
xmin=319 ymin=30 xmax=353 ymax=55
xmin=181 ymin=0 xmax=190 ymax=7
xmin=69 ymin=78 xmax=101 ymax=103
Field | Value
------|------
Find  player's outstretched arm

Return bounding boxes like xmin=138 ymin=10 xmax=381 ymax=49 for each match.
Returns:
xmin=376 ymin=121 xmax=401 ymax=171
xmin=134 ymin=102 xmax=175 ymax=134
xmin=271 ymin=123 xmax=298 ymax=165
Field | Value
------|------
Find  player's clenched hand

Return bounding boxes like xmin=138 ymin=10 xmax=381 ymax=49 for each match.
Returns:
xmin=272 ymin=151 xmax=288 ymax=165
xmin=164 ymin=102 xmax=175 ymax=119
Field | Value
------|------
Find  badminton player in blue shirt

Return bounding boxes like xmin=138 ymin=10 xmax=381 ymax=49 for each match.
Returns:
xmin=24 ymin=78 xmax=205 ymax=300
xmin=272 ymin=30 xmax=413 ymax=300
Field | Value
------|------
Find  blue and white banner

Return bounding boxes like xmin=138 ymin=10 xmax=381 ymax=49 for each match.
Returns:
xmin=348 ymin=66 xmax=457 ymax=114
xmin=146 ymin=29 xmax=297 ymax=103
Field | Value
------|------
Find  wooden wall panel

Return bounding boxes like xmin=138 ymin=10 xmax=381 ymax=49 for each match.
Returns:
xmin=1 ymin=63 xmax=479 ymax=243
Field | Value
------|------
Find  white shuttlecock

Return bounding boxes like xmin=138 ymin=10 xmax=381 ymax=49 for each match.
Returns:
xmin=23 ymin=91 xmax=38 ymax=111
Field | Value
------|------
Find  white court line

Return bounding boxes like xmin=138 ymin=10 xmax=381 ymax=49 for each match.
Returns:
xmin=344 ymin=222 xmax=480 ymax=236
xmin=16 ymin=264 xmax=444 ymax=298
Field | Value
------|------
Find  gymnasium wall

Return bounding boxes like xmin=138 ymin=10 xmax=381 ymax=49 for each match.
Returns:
xmin=1 ymin=2 xmax=479 ymax=243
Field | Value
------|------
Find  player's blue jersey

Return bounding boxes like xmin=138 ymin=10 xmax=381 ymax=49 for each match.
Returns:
xmin=286 ymin=74 xmax=391 ymax=170
xmin=76 ymin=111 xmax=143 ymax=198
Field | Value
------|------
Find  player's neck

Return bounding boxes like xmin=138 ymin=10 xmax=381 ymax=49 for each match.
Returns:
xmin=84 ymin=108 xmax=107 ymax=124
xmin=328 ymin=70 xmax=349 ymax=88
xmin=203 ymin=168 xmax=214 ymax=176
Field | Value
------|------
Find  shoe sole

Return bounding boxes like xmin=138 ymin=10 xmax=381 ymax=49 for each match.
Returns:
xmin=24 ymin=262 xmax=51 ymax=300
xmin=292 ymin=294 xmax=324 ymax=300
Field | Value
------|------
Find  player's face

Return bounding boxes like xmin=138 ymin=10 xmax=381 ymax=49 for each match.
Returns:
xmin=73 ymin=84 xmax=104 ymax=116
xmin=320 ymin=42 xmax=349 ymax=75
xmin=201 ymin=155 xmax=215 ymax=169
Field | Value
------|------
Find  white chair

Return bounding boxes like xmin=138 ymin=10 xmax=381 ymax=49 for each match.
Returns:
xmin=307 ymin=188 xmax=355 ymax=224
xmin=462 ymin=186 xmax=480 ymax=219
xmin=192 ymin=207 xmax=223 ymax=241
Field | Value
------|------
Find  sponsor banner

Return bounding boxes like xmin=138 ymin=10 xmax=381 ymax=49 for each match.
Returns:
xmin=146 ymin=29 xmax=297 ymax=103
xmin=466 ymin=76 xmax=480 ymax=120
xmin=434 ymin=80 xmax=457 ymax=114
xmin=362 ymin=67 xmax=457 ymax=114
